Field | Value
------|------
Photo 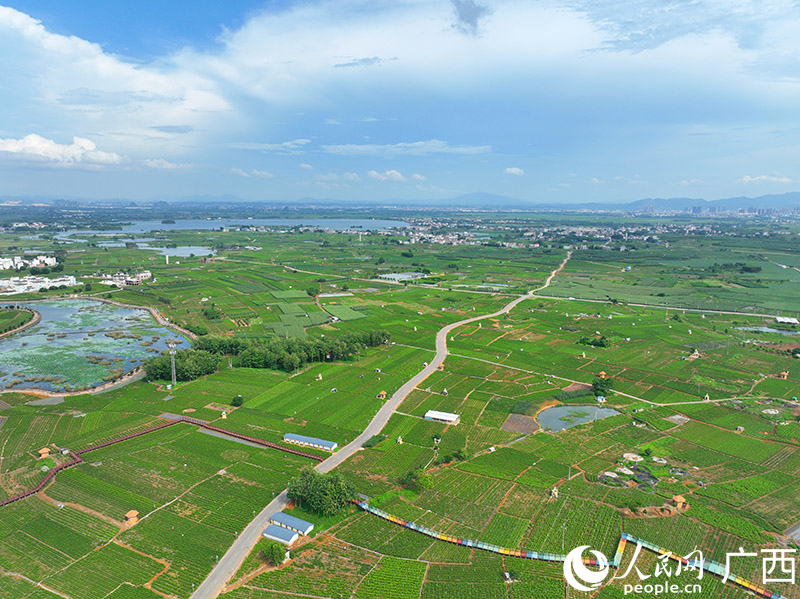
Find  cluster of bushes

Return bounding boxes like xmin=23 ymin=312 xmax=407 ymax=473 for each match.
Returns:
xmin=362 ymin=434 xmax=387 ymax=448
xmin=553 ymin=388 xmax=595 ymax=402
xmin=287 ymin=469 xmax=355 ymax=516
xmin=201 ymin=305 xmax=222 ymax=320
xmin=144 ymin=349 xmax=218 ymax=381
xmin=578 ymin=336 xmax=611 ymax=348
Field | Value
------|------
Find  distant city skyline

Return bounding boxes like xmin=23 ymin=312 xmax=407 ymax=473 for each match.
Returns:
xmin=1 ymin=1 xmax=799 ymax=204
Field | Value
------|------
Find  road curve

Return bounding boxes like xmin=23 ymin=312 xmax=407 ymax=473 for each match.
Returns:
xmin=191 ymin=253 xmax=571 ymax=599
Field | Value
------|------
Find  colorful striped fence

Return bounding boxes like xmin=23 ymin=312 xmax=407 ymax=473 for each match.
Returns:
xmin=356 ymin=502 xmax=790 ymax=599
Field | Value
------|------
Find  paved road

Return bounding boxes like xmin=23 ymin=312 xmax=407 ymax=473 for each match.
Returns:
xmin=191 ymin=253 xmax=572 ymax=599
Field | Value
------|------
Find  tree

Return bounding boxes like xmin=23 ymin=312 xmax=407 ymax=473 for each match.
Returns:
xmin=144 ymin=349 xmax=218 ymax=381
xmin=400 ymin=468 xmax=432 ymax=491
xmin=287 ymin=469 xmax=355 ymax=516
xmin=592 ymin=376 xmax=613 ymax=396
xmin=305 ymin=287 xmax=317 ymax=297
xmin=231 ymin=394 xmax=243 ymax=407
xmin=257 ymin=540 xmax=286 ymax=566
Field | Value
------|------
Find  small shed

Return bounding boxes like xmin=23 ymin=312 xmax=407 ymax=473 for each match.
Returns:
xmin=780 ymin=370 xmax=789 ymax=380
xmin=598 ymin=371 xmax=607 ymax=379
xmin=262 ymin=524 xmax=299 ymax=546
xmin=376 ymin=391 xmax=387 ymax=400
xmin=271 ymin=512 xmax=314 ymax=535
xmin=436 ymin=363 xmax=445 ymax=372
xmin=596 ymin=395 xmax=606 ymax=403
xmin=672 ymin=495 xmax=687 ymax=509
xmin=38 ymin=447 xmax=50 ymax=459
xmin=125 ymin=510 xmax=139 ymax=524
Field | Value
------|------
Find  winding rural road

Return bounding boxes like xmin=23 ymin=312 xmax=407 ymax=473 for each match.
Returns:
xmin=190 ymin=252 xmax=571 ymax=599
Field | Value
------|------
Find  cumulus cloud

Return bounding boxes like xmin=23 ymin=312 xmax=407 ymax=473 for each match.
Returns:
xmin=368 ymin=169 xmax=406 ymax=182
xmin=229 ymin=167 xmax=274 ymax=178
xmin=324 ymin=139 xmax=491 ymax=156
xmin=737 ymin=174 xmax=793 ymax=183
xmin=343 ymin=172 xmax=360 ymax=181
xmin=142 ymin=158 xmax=191 ymax=169
xmin=504 ymin=167 xmax=524 ymax=176
xmin=0 ymin=6 xmax=226 ymax=156
xmin=228 ymin=139 xmax=311 ymax=154
xmin=0 ymin=134 xmax=122 ymax=166
xmin=299 ymin=163 xmax=313 ymax=170
xmin=411 ymin=173 xmax=426 ymax=181
xmin=451 ymin=0 xmax=493 ymax=36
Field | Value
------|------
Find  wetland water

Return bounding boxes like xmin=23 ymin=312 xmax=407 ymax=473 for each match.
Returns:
xmin=536 ymin=405 xmax=620 ymax=432
xmin=0 ymin=299 xmax=188 ymax=393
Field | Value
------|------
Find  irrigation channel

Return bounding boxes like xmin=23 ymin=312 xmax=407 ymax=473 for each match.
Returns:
xmin=355 ymin=501 xmax=788 ymax=599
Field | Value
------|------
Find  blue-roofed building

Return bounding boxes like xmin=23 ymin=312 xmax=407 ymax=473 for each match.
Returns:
xmin=262 ymin=524 xmax=299 ymax=545
xmin=271 ymin=512 xmax=314 ymax=535
xmin=283 ymin=433 xmax=338 ymax=452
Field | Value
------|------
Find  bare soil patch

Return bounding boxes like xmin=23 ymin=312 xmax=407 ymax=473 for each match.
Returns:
xmin=501 ymin=413 xmax=540 ymax=434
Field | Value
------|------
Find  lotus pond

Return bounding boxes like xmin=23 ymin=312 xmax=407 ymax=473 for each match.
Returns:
xmin=0 ymin=299 xmax=188 ymax=392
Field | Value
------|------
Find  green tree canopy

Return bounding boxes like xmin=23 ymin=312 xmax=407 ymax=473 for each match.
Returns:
xmin=287 ymin=468 xmax=355 ymax=516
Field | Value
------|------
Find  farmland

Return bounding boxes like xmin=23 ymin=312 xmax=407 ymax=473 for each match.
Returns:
xmin=2 ymin=213 xmax=800 ymax=598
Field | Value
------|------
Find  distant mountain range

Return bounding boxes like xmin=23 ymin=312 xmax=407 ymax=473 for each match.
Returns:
xmin=4 ymin=191 xmax=800 ymax=212
xmin=430 ymin=191 xmax=800 ymax=211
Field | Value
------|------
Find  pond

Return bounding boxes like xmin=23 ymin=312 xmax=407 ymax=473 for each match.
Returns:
xmin=0 ymin=299 xmax=188 ymax=393
xmin=536 ymin=405 xmax=621 ymax=432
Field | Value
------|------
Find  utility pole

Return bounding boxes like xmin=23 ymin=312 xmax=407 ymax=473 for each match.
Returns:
xmin=168 ymin=341 xmax=177 ymax=387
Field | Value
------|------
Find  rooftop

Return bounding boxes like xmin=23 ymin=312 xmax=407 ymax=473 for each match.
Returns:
xmin=283 ymin=433 xmax=338 ymax=450
xmin=262 ymin=524 xmax=298 ymax=545
xmin=271 ymin=511 xmax=314 ymax=533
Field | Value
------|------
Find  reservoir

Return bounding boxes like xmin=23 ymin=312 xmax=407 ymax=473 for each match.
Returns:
xmin=536 ymin=405 xmax=620 ymax=432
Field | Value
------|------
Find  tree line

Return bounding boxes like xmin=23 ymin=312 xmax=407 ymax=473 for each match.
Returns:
xmin=144 ymin=329 xmax=390 ymax=381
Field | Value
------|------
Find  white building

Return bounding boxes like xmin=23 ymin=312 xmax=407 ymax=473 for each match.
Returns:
xmin=424 ymin=410 xmax=460 ymax=425
xmin=776 ymin=316 xmax=799 ymax=325
xmin=0 ymin=255 xmax=57 ymax=270
xmin=0 ymin=275 xmax=77 ymax=295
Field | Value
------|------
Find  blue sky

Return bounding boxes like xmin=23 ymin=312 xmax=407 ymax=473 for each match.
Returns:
xmin=1 ymin=0 xmax=799 ymax=204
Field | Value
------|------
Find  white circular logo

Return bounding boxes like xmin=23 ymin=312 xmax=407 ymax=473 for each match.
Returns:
xmin=563 ymin=545 xmax=610 ymax=592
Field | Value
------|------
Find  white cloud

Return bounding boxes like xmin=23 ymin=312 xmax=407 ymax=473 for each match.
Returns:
xmin=504 ymin=167 xmax=524 ymax=176
xmin=589 ymin=177 xmax=603 ymax=184
xmin=0 ymin=133 xmax=122 ymax=166
xmin=142 ymin=158 xmax=191 ymax=169
xmin=0 ymin=6 xmax=226 ymax=157
xmin=343 ymin=172 xmax=360 ymax=181
xmin=324 ymin=118 xmax=342 ymax=125
xmin=229 ymin=167 xmax=274 ymax=178
xmin=323 ymin=139 xmax=491 ymax=156
xmin=368 ymin=169 xmax=406 ymax=182
xmin=228 ymin=139 xmax=311 ymax=154
xmin=299 ymin=163 xmax=313 ymax=170
xmin=737 ymin=174 xmax=793 ymax=183
xmin=411 ymin=173 xmax=426 ymax=181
